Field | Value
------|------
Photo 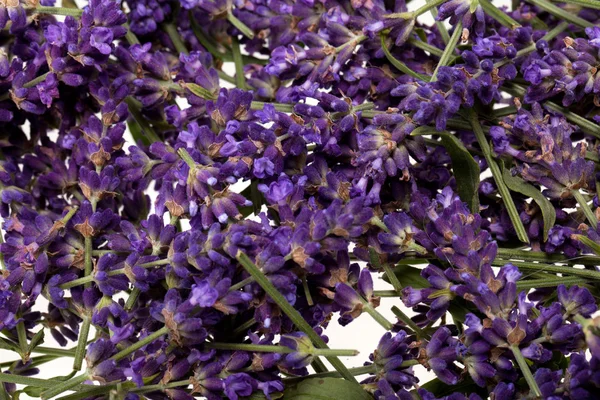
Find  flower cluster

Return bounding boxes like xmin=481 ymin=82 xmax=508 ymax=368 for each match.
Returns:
xmin=1 ymin=0 xmax=600 ymax=399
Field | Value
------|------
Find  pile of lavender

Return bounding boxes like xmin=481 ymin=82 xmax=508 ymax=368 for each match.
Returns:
xmin=3 ymin=0 xmax=600 ymax=398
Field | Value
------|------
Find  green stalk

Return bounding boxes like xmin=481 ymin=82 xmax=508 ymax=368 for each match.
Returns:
xmin=0 ymin=355 xmax=57 ymax=369
xmin=15 ymin=320 xmax=28 ymax=360
xmin=32 ymin=346 xmax=77 ymax=358
xmin=164 ymin=23 xmax=188 ymax=55
xmin=369 ymin=248 xmax=402 ymax=293
xmin=549 ymin=0 xmax=600 ymax=9
xmin=236 ymin=251 xmax=358 ymax=383
xmin=23 ymin=72 xmax=50 ymax=89
xmin=491 ymin=259 xmax=600 ymax=280
xmin=229 ymin=276 xmax=255 ymax=292
xmin=431 ymin=22 xmax=462 ymax=81
xmin=40 ymin=374 xmax=89 ymax=399
xmin=362 ymin=301 xmax=394 ymax=331
xmin=479 ymin=0 xmax=522 ymax=28
xmin=112 ymin=326 xmax=169 ymax=362
xmin=283 ymin=365 xmax=377 ymax=384
xmin=60 ymin=259 xmax=170 ymax=290
xmin=381 ymin=34 xmax=430 ymax=81
xmin=407 ymin=39 xmax=449 ymax=59
xmin=0 ymin=373 xmax=79 ymax=388
xmin=227 ymin=11 xmax=254 ymax=39
xmin=231 ymin=38 xmax=247 ymax=90
xmin=510 ymin=345 xmax=542 ymax=398
xmin=387 ymin=0 xmax=447 ymax=18
xmin=496 ymin=248 xmax=600 ymax=265
xmin=425 ymin=0 xmax=450 ymax=43
xmin=72 ymin=317 xmax=91 ymax=371
xmin=232 ymin=318 xmax=256 ymax=336
xmin=516 ymin=276 xmax=588 ymax=290
xmin=125 ymin=288 xmax=141 ymax=311
xmin=467 ymin=109 xmax=529 ymax=243
xmin=124 ymin=97 xmax=161 ymax=144
xmin=572 ymin=190 xmax=598 ymax=229
xmin=301 ymin=276 xmax=314 ymax=306
xmin=124 ymin=22 xmax=140 ymax=45
xmin=204 ymin=342 xmax=358 ymax=356
xmin=72 ymin=235 xmax=94 ymax=370
xmin=524 ymin=0 xmax=593 ymax=27
xmin=250 ymin=101 xmax=294 ymax=113
xmin=32 ymin=6 xmax=83 ymax=16
xmin=391 ymin=306 xmax=425 ymax=338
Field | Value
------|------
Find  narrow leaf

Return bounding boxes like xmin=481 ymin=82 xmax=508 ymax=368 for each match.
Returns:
xmin=383 ymin=264 xmax=429 ymax=289
xmin=479 ymin=0 xmax=522 ymax=28
xmin=380 ymin=34 xmax=430 ymax=82
xmin=575 ymin=235 xmax=600 ymax=256
xmin=284 ymin=378 xmax=372 ymax=400
xmin=440 ymin=133 xmax=480 ymax=213
xmin=501 ymin=164 xmax=555 ymax=241
xmin=524 ymin=0 xmax=593 ymax=27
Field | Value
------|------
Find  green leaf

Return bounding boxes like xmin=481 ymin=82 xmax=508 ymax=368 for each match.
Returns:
xmin=501 ymin=164 xmax=555 ymax=241
xmin=524 ymin=0 xmax=593 ymax=27
xmin=283 ymin=378 xmax=372 ymax=400
xmin=575 ymin=235 xmax=600 ymax=256
xmin=479 ymin=0 xmax=521 ymax=28
xmin=28 ymin=330 xmax=45 ymax=353
xmin=61 ymin=0 xmax=79 ymax=8
xmin=383 ymin=264 xmax=429 ymax=289
xmin=380 ymin=33 xmax=430 ymax=82
xmin=0 ymin=337 xmax=20 ymax=352
xmin=439 ymin=133 xmax=480 ymax=213
xmin=181 ymin=83 xmax=217 ymax=100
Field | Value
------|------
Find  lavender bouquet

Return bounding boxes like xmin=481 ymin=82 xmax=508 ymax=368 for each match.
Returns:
xmin=2 ymin=0 xmax=600 ymax=398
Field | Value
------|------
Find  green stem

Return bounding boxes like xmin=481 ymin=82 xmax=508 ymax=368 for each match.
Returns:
xmin=125 ymin=288 xmax=141 ymax=311
xmin=381 ymin=34 xmax=430 ymax=81
xmin=425 ymin=0 xmax=450 ymax=43
xmin=479 ymin=0 xmax=522 ymax=28
xmin=572 ymin=190 xmax=598 ymax=229
xmin=227 ymin=11 xmax=254 ymax=39
xmin=40 ymin=374 xmax=89 ymax=400
xmin=386 ymin=0 xmax=447 ymax=18
xmin=72 ymin=317 xmax=91 ymax=371
xmin=301 ymin=276 xmax=314 ymax=306
xmin=250 ymin=101 xmax=294 ymax=113
xmin=229 ymin=276 xmax=255 ymax=292
xmin=510 ymin=345 xmax=542 ymax=398
xmin=164 ymin=23 xmax=188 ymax=55
xmin=362 ymin=301 xmax=394 ymax=331
xmin=491 ymin=259 xmax=600 ymax=280
xmin=516 ymin=276 xmax=588 ymax=290
xmin=496 ymin=248 xmax=600 ymax=265
xmin=283 ymin=365 xmax=377 ymax=384
xmin=204 ymin=342 xmax=358 ymax=356
xmin=124 ymin=97 xmax=161 ymax=144
xmin=0 ymin=373 xmax=76 ymax=388
xmin=112 ymin=326 xmax=169 ymax=362
xmin=431 ymin=22 xmax=462 ymax=81
xmin=60 ymin=259 xmax=170 ymax=290
xmin=16 ymin=321 xmax=28 ymax=359
xmin=467 ymin=109 xmax=529 ymax=243
xmin=124 ymin=22 xmax=140 ymax=45
xmin=549 ymin=0 xmax=600 ymax=9
xmin=23 ymin=72 xmax=51 ymax=89
xmin=408 ymin=38 xmax=450 ymax=59
xmin=131 ymin=380 xmax=190 ymax=394
xmin=335 ymin=35 xmax=367 ymax=53
xmin=232 ymin=318 xmax=257 ymax=336
xmin=33 ymin=346 xmax=77 ymax=357
xmin=231 ymin=38 xmax=247 ymax=90
xmin=236 ymin=251 xmax=358 ymax=383
xmin=369 ymin=248 xmax=403 ymax=293
xmin=32 ymin=6 xmax=83 ymax=16
xmin=391 ymin=306 xmax=425 ymax=338
xmin=524 ymin=0 xmax=593 ymax=27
